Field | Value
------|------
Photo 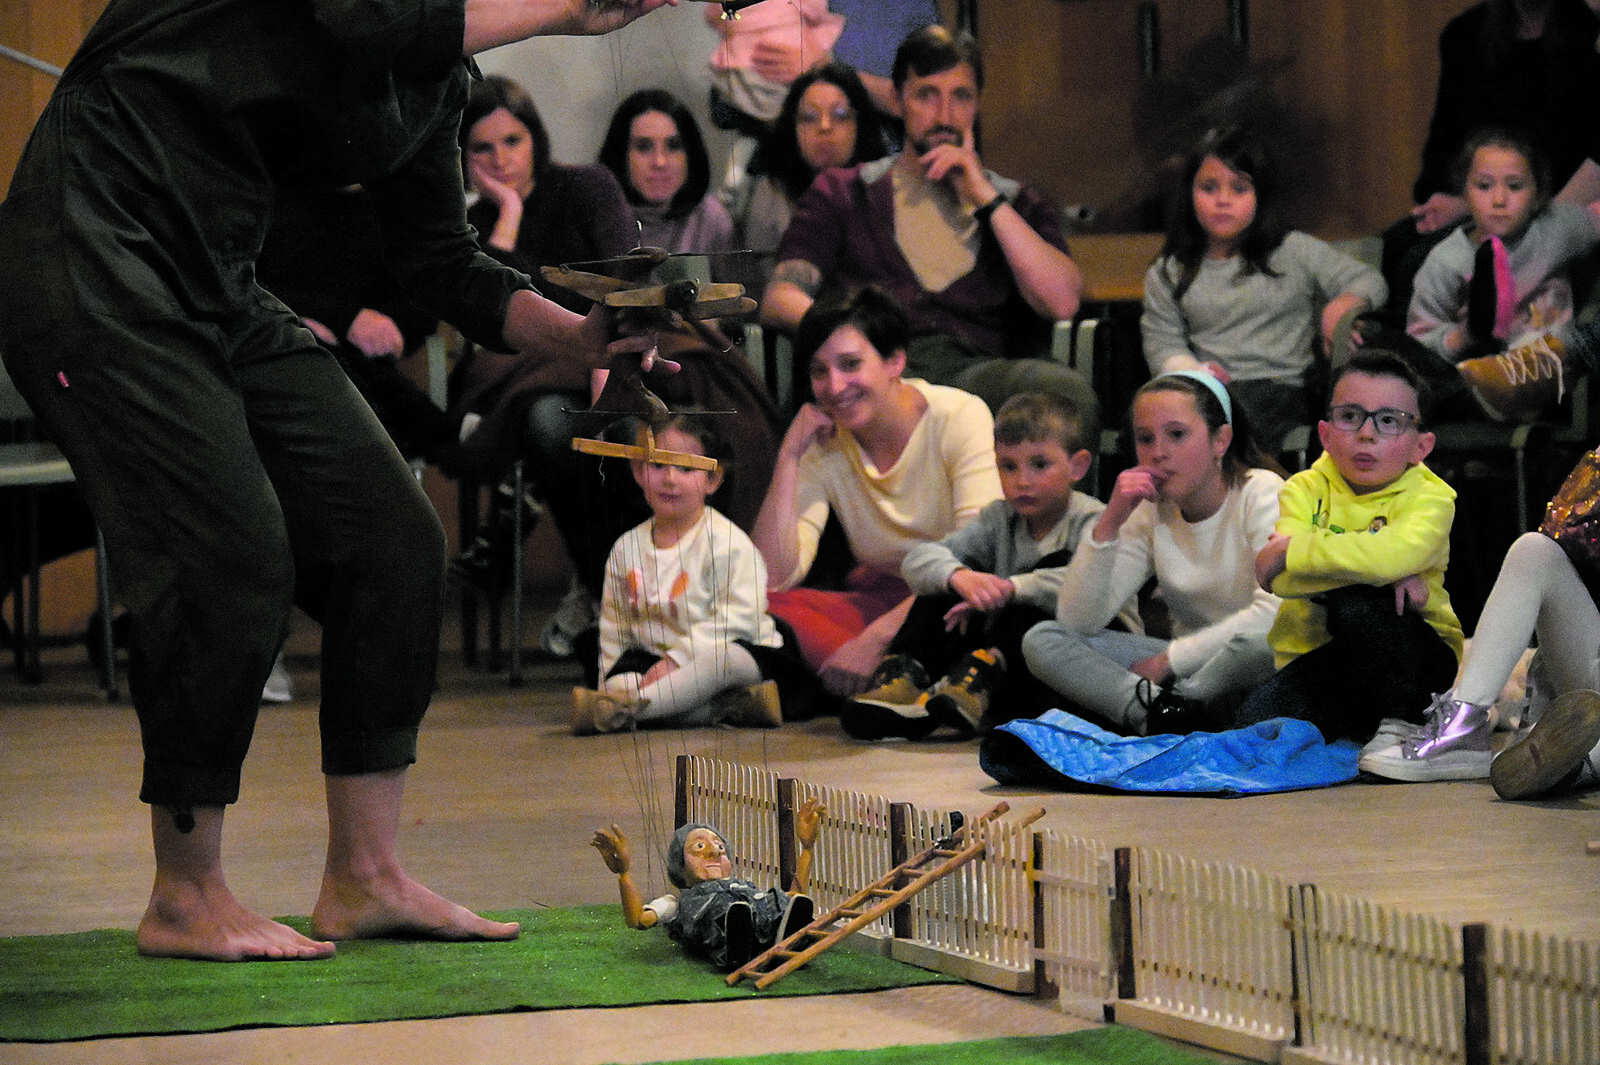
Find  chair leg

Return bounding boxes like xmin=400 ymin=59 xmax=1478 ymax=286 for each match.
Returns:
xmin=508 ymin=460 xmax=525 ymax=687
xmin=458 ymin=481 xmax=481 ymax=667
xmin=7 ymin=502 xmax=23 ymax=680
xmin=94 ymin=527 xmax=118 ymax=700
xmin=22 ymin=486 xmax=42 ymax=684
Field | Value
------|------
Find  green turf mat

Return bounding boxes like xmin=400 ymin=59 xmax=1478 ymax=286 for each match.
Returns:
xmin=0 ymin=904 xmax=956 ymax=1042
xmin=634 ymin=1027 xmax=1223 ymax=1065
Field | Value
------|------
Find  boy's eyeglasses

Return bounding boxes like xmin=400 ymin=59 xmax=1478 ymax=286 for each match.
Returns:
xmin=1326 ymin=404 xmax=1419 ymax=436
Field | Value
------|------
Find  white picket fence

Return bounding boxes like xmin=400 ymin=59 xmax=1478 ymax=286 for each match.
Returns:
xmin=675 ymin=756 xmax=1598 ymax=1063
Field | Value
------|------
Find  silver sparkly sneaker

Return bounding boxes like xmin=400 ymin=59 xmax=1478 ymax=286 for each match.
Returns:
xmin=1359 ymin=691 xmax=1494 ymax=782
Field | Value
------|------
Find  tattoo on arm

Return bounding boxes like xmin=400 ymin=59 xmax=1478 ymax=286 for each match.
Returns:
xmin=771 ymin=260 xmax=823 ymax=297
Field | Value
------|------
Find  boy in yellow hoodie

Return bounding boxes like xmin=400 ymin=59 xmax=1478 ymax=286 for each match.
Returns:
xmin=1234 ymin=350 xmax=1463 ymax=746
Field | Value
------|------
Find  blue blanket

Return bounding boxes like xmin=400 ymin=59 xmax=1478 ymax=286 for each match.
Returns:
xmin=980 ymin=709 xmax=1360 ymax=796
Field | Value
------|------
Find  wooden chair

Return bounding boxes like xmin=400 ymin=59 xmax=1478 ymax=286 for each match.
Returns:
xmin=0 ymin=376 xmax=117 ymax=696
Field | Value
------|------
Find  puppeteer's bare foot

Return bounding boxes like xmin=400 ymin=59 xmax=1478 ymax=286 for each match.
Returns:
xmin=308 ymin=768 xmax=519 ymax=943
xmin=137 ymin=805 xmax=335 ymax=961
xmin=310 ymin=868 xmax=520 ymax=942
xmin=137 ymin=880 xmax=337 ymax=961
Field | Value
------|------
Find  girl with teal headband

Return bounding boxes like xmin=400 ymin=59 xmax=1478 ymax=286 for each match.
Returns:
xmin=1022 ymin=371 xmax=1284 ymax=735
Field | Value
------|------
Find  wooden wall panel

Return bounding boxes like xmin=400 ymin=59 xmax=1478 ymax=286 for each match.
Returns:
xmin=980 ymin=0 xmax=1471 ymax=239
xmin=1249 ymin=0 xmax=1467 ymax=236
xmin=6 ymin=0 xmax=1475 ymax=237
xmin=2 ymin=0 xmax=108 ymax=196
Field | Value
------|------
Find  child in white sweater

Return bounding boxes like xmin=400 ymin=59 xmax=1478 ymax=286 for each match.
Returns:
xmin=1022 ymin=371 xmax=1284 ymax=736
xmin=575 ymin=415 xmax=786 ymax=735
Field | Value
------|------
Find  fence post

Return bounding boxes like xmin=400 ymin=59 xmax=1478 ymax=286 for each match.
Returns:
xmin=1031 ymin=832 xmax=1057 ymax=999
xmin=1463 ymin=922 xmax=1489 ymax=1065
xmin=776 ymin=777 xmax=798 ymax=891
xmin=1112 ymin=845 xmax=1135 ymax=1013
xmin=890 ymin=802 xmax=912 ymax=938
xmin=674 ymin=754 xmax=689 ymax=829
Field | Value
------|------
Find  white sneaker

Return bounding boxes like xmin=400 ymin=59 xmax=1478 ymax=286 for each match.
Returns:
xmin=1359 ymin=717 xmax=1418 ymax=759
xmin=1360 ymin=691 xmax=1493 ymax=781
xmin=541 ymin=578 xmax=597 ymax=659
xmin=261 ymin=653 xmax=293 ymax=704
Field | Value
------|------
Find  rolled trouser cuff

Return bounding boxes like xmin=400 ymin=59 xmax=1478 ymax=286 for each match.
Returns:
xmin=321 ymin=726 xmax=421 ymax=777
xmin=139 ymin=762 xmax=246 ymax=808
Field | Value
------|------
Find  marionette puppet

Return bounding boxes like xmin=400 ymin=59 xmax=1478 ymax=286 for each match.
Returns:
xmin=590 ymin=797 xmax=823 ymax=970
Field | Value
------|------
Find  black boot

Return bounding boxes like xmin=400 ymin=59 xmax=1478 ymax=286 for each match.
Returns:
xmin=449 ymin=481 xmax=542 ymax=593
xmin=721 ymin=901 xmax=755 ymax=971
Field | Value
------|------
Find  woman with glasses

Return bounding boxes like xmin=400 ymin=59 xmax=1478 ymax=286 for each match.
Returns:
xmin=727 ymin=63 xmax=889 ymax=290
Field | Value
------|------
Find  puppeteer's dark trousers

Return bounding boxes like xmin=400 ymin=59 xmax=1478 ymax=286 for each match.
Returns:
xmin=0 ymin=84 xmax=444 ymax=810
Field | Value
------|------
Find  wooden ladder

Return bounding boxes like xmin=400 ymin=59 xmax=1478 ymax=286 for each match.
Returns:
xmin=725 ymin=800 xmax=1045 ymax=990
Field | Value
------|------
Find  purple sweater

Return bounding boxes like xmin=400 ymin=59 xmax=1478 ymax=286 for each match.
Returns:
xmin=774 ymin=158 xmax=1070 ymax=359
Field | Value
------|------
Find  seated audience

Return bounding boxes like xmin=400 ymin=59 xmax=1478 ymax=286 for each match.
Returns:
xmin=842 ymin=390 xmax=1137 ymax=741
xmin=599 ymin=89 xmax=736 ymax=256
xmin=1022 ymin=372 xmax=1283 ymax=736
xmin=1411 ymin=0 xmax=1600 ymax=237
xmin=1362 ymin=448 xmax=1600 ymax=789
xmin=726 ymin=61 xmax=889 ymax=292
xmin=1141 ymin=128 xmax=1387 ymax=454
xmin=441 ymin=81 xmax=782 ymax=665
xmin=761 ymin=26 xmax=1085 ymax=411
xmin=703 ymin=0 xmax=842 ymax=142
xmin=1407 ymin=126 xmax=1600 ymax=421
xmin=703 ymin=0 xmax=936 ymax=201
xmin=1385 ymin=0 xmax=1600 ymax=317
xmin=1236 ymin=352 xmax=1462 ymax=745
xmin=462 ymin=74 xmax=637 ymax=307
xmin=752 ymin=286 xmax=1002 ymax=702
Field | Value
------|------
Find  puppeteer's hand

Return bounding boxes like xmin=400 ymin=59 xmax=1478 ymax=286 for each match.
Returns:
xmin=591 ymin=824 xmax=632 ymax=875
xmin=580 ymin=302 xmax=682 ymax=375
xmin=567 ymin=0 xmax=678 ymax=36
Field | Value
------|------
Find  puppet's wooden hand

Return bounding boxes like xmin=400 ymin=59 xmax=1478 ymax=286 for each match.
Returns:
xmin=591 ymin=824 xmax=633 ymax=875
xmin=796 ymin=797 xmax=826 ymax=849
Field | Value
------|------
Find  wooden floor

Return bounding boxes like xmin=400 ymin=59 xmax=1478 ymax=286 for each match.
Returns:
xmin=0 ymin=603 xmax=1595 ymax=1065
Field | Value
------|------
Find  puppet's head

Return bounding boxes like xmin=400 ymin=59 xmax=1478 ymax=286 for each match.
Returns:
xmin=667 ymin=822 xmax=732 ymax=888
